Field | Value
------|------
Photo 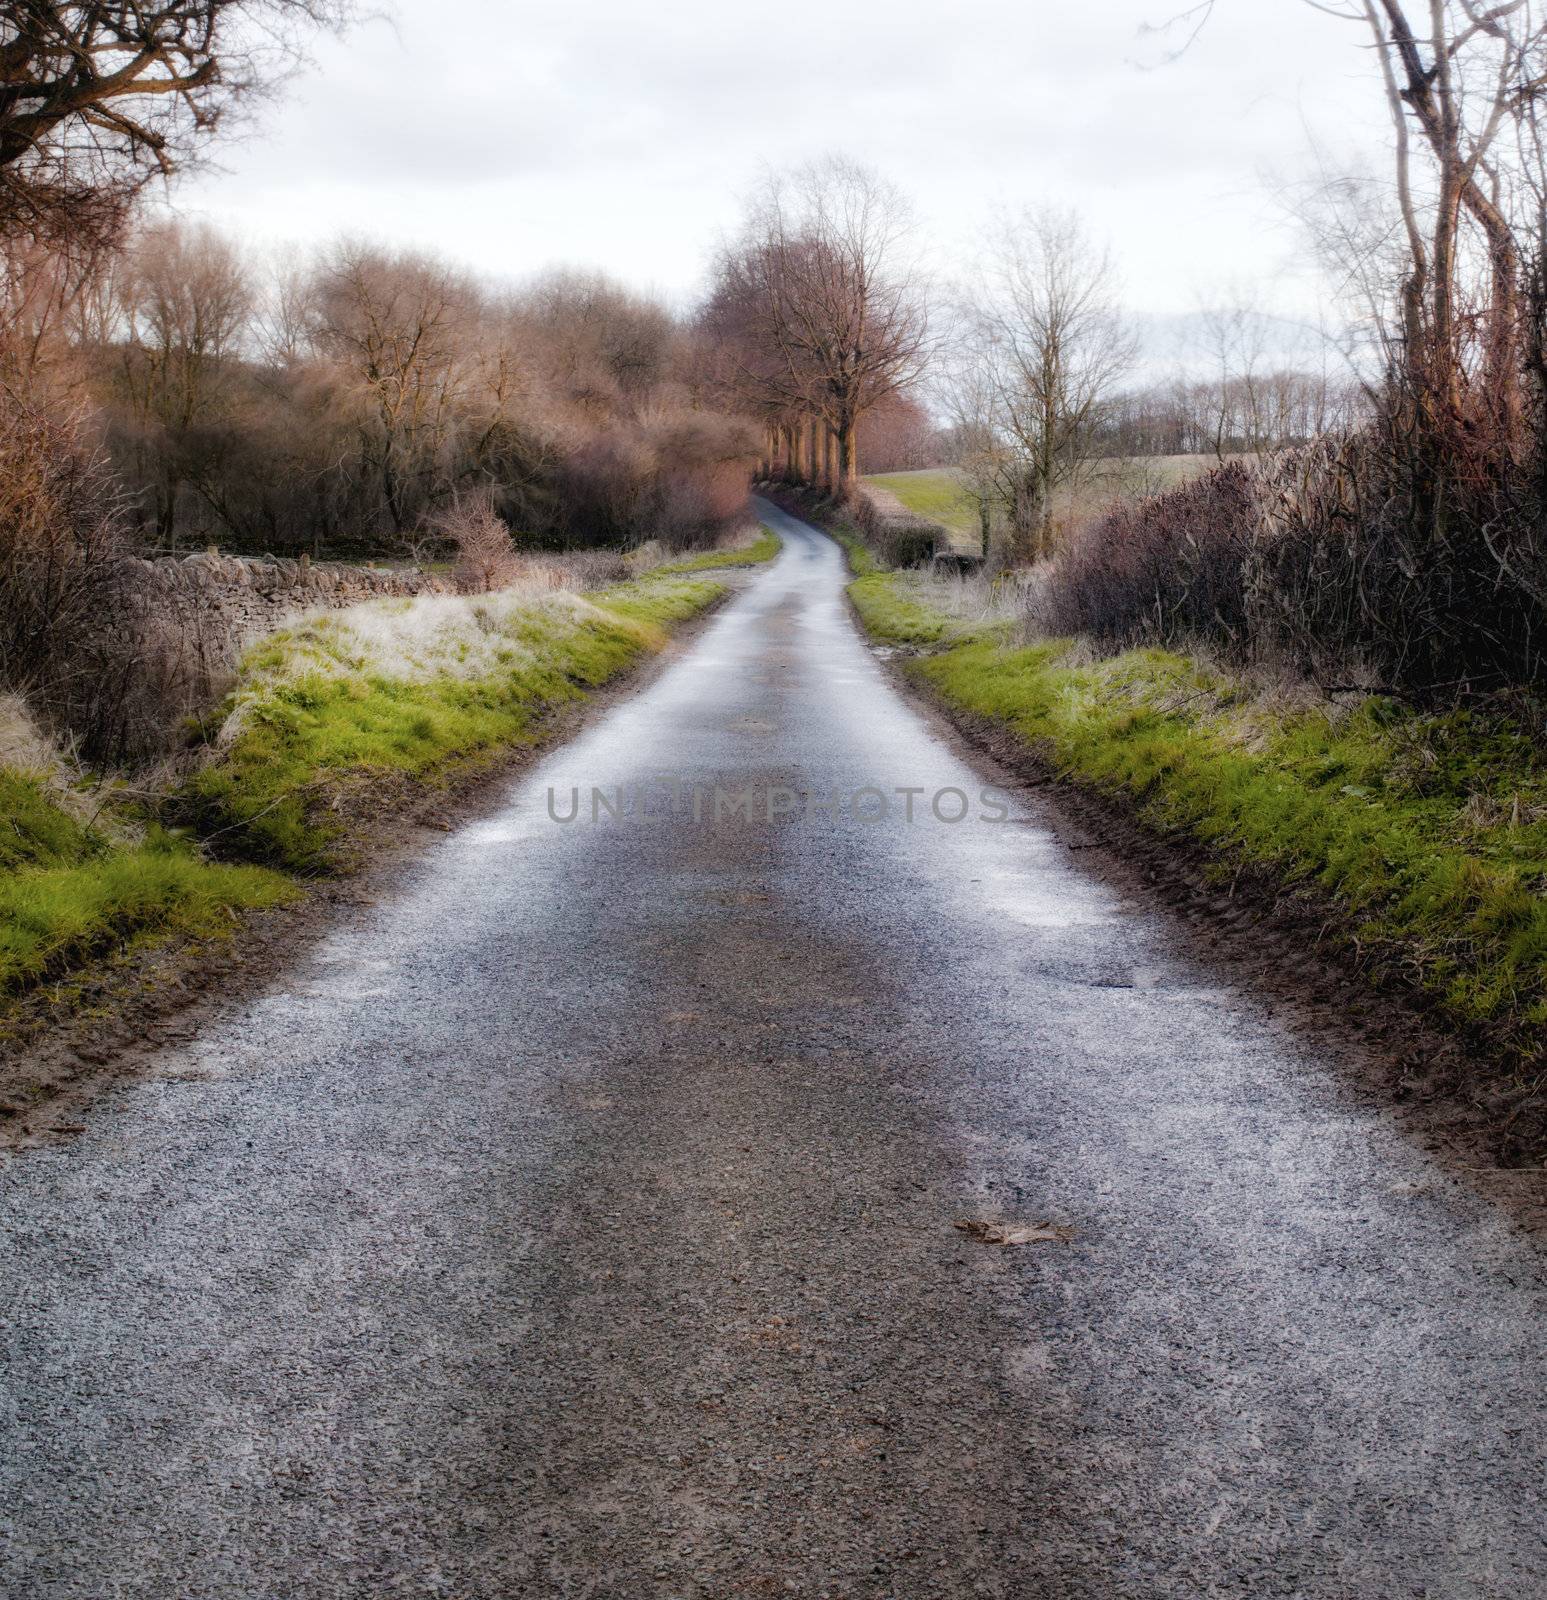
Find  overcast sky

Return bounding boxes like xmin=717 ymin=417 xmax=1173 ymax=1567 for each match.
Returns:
xmin=177 ymin=0 xmax=1394 ymax=322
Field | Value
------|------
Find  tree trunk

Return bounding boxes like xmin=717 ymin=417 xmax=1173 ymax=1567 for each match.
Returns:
xmin=838 ymin=423 xmax=857 ymax=494
xmin=824 ymin=424 xmax=838 ymax=495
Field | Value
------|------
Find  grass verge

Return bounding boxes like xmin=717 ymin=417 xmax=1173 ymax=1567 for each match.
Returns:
xmin=653 ymin=526 xmax=780 ymax=575
xmin=0 ymin=768 xmax=292 ymax=994
xmin=1 ymin=570 xmax=728 ymax=998
xmin=851 ymin=570 xmax=1547 ymax=1070
xmin=180 ymin=572 xmax=727 ymax=873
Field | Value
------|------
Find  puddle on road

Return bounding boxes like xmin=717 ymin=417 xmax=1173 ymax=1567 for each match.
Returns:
xmin=971 ymin=864 xmax=1123 ymax=930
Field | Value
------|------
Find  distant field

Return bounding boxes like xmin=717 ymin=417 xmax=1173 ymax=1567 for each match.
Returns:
xmin=863 ymin=470 xmax=979 ymax=538
xmin=863 ymin=456 xmax=1229 ymax=551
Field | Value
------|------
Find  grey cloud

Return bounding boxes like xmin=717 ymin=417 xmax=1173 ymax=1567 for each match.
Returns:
xmin=179 ymin=0 xmax=1393 ymax=313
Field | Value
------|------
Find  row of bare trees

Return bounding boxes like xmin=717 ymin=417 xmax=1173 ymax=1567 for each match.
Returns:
xmin=701 ymin=157 xmax=932 ymax=498
xmin=1101 ymin=369 xmax=1365 ymax=461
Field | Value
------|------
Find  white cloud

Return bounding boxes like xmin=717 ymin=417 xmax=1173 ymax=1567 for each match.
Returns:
xmin=175 ymin=0 xmax=1395 ymax=318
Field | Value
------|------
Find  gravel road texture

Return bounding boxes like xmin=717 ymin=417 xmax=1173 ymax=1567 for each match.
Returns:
xmin=2 ymin=500 xmax=1544 ymax=1598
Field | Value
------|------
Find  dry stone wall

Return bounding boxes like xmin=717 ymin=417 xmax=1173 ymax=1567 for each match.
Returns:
xmin=116 ymin=551 xmax=453 ymax=660
xmin=88 ymin=552 xmax=454 ymax=763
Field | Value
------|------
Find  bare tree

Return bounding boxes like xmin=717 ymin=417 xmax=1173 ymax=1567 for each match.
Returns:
xmin=1178 ymin=2 xmax=1547 ymax=426
xmin=1339 ymin=0 xmax=1547 ymax=429
xmin=698 ymin=248 xmax=803 ymax=483
xmin=967 ymin=207 xmax=1136 ymax=557
xmin=0 ymin=226 xmax=118 ymax=388
xmin=0 ymin=1 xmax=356 ymax=247
xmin=308 ymin=242 xmax=472 ymax=536
xmin=441 ymin=489 xmax=519 ymax=592
xmin=713 ymin=157 xmax=931 ymax=494
xmin=934 ymin=342 xmax=1012 ymax=559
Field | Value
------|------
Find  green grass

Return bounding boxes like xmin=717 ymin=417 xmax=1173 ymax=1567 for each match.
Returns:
xmin=848 ymin=572 xmax=963 ymax=646
xmin=2 ymin=569 xmax=727 ymax=998
xmin=824 ymin=518 xmax=884 ymax=578
xmin=845 ymin=568 xmax=1011 ymax=650
xmin=652 ymin=527 xmax=780 ymax=574
xmin=182 ymin=573 xmax=726 ymax=873
xmin=0 ymin=772 xmax=291 ymax=993
xmin=864 ymin=470 xmax=979 ymax=536
xmin=850 ymin=570 xmax=1547 ymax=1059
xmin=0 ymin=768 xmax=98 ymax=873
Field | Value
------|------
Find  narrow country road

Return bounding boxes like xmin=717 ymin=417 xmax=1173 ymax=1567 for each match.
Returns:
xmin=3 ymin=500 xmax=1545 ymax=1599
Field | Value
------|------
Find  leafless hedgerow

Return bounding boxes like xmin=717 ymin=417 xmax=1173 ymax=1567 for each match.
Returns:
xmin=0 ymin=387 xmax=130 ymax=742
xmin=1033 ymin=427 xmax=1547 ymax=694
xmin=0 ymin=390 xmax=238 ymax=766
xmin=1038 ymin=1 xmax=1547 ymax=696
xmin=850 ymin=493 xmax=942 ymax=568
xmin=557 ymin=549 xmax=633 ymax=587
xmin=1032 ymin=461 xmax=1257 ymax=649
xmin=2 ymin=227 xmax=760 ymax=561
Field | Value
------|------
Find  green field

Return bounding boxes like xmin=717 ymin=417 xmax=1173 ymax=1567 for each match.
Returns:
xmin=864 ymin=456 xmax=1230 ymax=546
xmin=863 ymin=471 xmax=980 ymax=537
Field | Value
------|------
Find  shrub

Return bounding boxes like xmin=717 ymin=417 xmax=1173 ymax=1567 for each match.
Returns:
xmin=1033 ymin=461 xmax=1256 ymax=648
xmin=1244 ymin=424 xmax=1547 ymax=690
xmin=1034 ymin=426 xmax=1547 ymax=696
xmin=441 ymin=492 xmax=520 ymax=593
xmin=851 ymin=492 xmax=939 ymax=568
xmin=550 ymin=407 xmax=757 ymax=552
xmin=0 ymin=393 xmax=228 ymax=766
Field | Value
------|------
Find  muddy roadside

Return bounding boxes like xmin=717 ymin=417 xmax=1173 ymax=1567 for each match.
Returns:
xmin=0 ymin=585 xmax=744 ymax=1151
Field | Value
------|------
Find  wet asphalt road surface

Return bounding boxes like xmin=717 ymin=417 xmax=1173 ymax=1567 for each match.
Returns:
xmin=3 ymin=500 xmax=1546 ymax=1598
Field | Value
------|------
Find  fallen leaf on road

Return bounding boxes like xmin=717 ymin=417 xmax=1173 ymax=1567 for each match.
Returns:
xmin=955 ymin=1219 xmax=1074 ymax=1247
